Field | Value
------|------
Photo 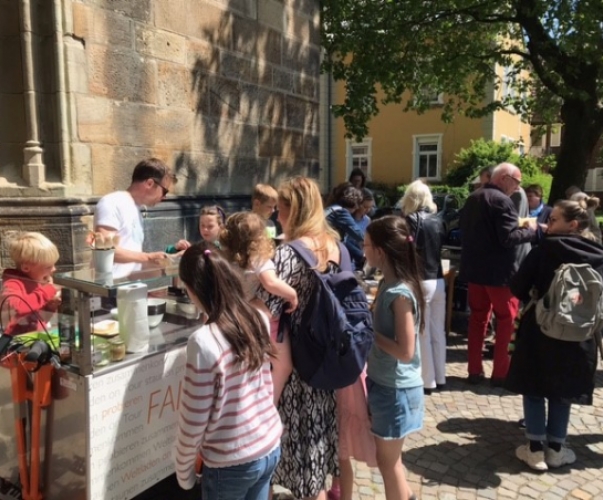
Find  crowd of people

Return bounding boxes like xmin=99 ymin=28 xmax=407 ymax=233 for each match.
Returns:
xmin=459 ymin=163 xmax=602 ymax=472
xmin=2 ymin=157 xmax=602 ymax=499
xmin=165 ymin=173 xmax=426 ymax=500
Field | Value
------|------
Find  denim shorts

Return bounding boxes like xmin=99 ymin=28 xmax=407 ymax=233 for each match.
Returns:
xmin=366 ymin=378 xmax=424 ymax=440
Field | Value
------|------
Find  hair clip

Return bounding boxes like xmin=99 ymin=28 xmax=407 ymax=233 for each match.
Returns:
xmin=203 ymin=249 xmax=211 ymax=256
xmin=407 ymin=236 xmax=414 ymax=243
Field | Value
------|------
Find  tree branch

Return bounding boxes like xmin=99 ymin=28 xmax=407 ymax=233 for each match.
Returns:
xmin=515 ymin=0 xmax=579 ymax=92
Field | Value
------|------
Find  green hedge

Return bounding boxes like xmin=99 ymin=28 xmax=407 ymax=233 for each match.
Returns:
xmin=444 ymin=138 xmax=556 ymax=193
xmin=368 ymin=136 xmax=556 ymax=208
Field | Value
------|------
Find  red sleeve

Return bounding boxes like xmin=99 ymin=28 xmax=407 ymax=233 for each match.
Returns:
xmin=2 ymin=278 xmax=57 ymax=316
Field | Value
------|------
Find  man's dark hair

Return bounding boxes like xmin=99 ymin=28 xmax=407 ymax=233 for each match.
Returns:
xmin=131 ymin=158 xmax=176 ymax=184
xmin=349 ymin=167 xmax=367 ymax=187
xmin=524 ymin=183 xmax=543 ymax=199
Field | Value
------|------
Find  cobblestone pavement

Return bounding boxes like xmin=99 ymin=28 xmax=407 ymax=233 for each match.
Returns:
xmin=137 ymin=333 xmax=603 ymax=500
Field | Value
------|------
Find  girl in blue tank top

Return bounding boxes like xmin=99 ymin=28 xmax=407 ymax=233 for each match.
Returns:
xmin=363 ymin=215 xmax=426 ymax=500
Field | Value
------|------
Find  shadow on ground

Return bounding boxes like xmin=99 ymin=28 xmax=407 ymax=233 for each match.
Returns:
xmin=405 ymin=417 xmax=603 ymax=490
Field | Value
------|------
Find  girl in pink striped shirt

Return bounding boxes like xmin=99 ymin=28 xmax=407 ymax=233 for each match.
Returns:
xmin=173 ymin=243 xmax=282 ymax=499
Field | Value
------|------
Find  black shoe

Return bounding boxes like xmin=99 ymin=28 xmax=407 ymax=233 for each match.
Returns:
xmin=518 ymin=418 xmax=526 ymax=429
xmin=436 ymin=383 xmax=446 ymax=391
xmin=424 ymin=388 xmax=433 ymax=395
xmin=490 ymin=377 xmax=506 ymax=388
xmin=467 ymin=373 xmax=485 ymax=385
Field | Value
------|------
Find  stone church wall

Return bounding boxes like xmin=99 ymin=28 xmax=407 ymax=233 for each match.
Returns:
xmin=0 ymin=0 xmax=322 ymax=270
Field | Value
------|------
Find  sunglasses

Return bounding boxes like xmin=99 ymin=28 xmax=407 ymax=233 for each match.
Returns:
xmin=152 ymin=179 xmax=169 ymax=196
xmin=505 ymin=174 xmax=521 ymax=184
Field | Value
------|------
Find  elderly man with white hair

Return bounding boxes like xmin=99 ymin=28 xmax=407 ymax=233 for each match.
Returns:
xmin=459 ymin=163 xmax=538 ymax=386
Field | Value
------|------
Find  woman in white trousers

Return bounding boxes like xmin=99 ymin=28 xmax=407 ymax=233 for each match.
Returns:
xmin=401 ymin=180 xmax=448 ymax=393
xmin=419 ymin=278 xmax=447 ymax=391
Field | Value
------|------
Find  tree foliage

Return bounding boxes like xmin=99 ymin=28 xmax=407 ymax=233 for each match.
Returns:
xmin=445 ymin=139 xmax=519 ymax=187
xmin=322 ymin=0 xmax=603 ymax=201
xmin=445 ymin=139 xmax=553 ymax=195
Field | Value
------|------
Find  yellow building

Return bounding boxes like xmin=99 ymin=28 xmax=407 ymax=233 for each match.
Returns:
xmin=329 ymin=74 xmax=531 ymax=187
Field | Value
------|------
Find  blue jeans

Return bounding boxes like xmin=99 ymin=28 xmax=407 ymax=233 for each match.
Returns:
xmin=523 ymin=395 xmax=571 ymax=444
xmin=201 ymin=446 xmax=280 ymax=500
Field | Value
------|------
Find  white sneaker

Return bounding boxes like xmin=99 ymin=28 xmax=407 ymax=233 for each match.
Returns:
xmin=516 ymin=443 xmax=548 ymax=471
xmin=545 ymin=445 xmax=576 ymax=468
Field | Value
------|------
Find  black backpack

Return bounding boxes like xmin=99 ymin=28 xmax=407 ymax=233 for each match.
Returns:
xmin=284 ymin=240 xmax=374 ymax=390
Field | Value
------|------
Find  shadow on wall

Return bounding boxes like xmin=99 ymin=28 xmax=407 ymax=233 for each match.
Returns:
xmin=174 ymin=0 xmax=321 ymax=195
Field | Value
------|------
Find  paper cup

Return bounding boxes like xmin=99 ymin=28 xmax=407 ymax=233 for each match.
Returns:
xmin=93 ymin=249 xmax=115 ymax=273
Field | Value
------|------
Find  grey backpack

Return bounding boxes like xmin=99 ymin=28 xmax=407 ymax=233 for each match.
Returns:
xmin=535 ymin=263 xmax=603 ymax=355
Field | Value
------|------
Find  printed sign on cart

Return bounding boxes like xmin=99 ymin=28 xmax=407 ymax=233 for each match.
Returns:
xmin=88 ymin=347 xmax=187 ymax=500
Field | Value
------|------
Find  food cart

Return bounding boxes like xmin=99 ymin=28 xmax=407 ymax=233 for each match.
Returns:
xmin=0 ymin=263 xmax=202 ymax=500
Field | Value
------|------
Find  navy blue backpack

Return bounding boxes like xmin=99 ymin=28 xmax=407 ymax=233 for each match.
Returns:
xmin=284 ymin=240 xmax=374 ymax=390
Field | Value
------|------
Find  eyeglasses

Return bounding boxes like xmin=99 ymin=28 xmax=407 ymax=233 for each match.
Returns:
xmin=505 ymin=174 xmax=521 ymax=185
xmin=152 ymin=179 xmax=169 ymax=197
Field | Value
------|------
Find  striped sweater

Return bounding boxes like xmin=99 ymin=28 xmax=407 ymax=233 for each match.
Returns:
xmin=174 ymin=320 xmax=282 ymax=490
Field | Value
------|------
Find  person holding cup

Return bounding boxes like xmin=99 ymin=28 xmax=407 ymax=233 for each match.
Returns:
xmin=93 ymin=158 xmax=177 ymax=277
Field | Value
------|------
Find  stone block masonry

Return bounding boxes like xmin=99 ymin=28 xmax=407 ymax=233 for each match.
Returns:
xmin=69 ymin=0 xmax=322 ymax=197
xmin=0 ymin=0 xmax=322 ymax=271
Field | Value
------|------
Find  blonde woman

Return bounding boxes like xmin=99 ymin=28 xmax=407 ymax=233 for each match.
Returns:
xmin=400 ymin=180 xmax=447 ymax=393
xmin=262 ymin=177 xmax=342 ymax=500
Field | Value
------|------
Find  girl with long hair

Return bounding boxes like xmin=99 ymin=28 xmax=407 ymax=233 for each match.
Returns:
xmin=173 ymin=242 xmax=281 ymax=499
xmin=364 ymin=216 xmax=426 ymax=500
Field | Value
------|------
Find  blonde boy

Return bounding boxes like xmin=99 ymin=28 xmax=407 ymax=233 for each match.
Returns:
xmin=251 ymin=184 xmax=278 ymax=238
xmin=1 ymin=232 xmax=61 ymax=335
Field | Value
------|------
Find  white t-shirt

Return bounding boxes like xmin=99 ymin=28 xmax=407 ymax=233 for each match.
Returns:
xmin=94 ymin=191 xmax=144 ymax=278
xmin=242 ymin=259 xmax=275 ymax=300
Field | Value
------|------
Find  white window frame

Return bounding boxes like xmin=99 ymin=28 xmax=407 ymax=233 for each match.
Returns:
xmin=414 ymin=88 xmax=444 ymax=106
xmin=412 ymin=134 xmax=442 ymax=181
xmin=426 ymin=91 xmax=444 ymax=105
xmin=502 ymin=65 xmax=516 ymax=100
xmin=500 ymin=134 xmax=514 ymax=144
xmin=345 ymin=138 xmax=372 ymax=180
xmin=585 ymin=167 xmax=603 ymax=191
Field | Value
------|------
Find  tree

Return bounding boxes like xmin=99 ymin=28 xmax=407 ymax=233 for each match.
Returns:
xmin=322 ymin=0 xmax=603 ymax=202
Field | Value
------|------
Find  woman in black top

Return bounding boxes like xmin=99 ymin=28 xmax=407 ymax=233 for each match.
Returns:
xmin=400 ymin=180 xmax=447 ymax=394
xmin=506 ymin=198 xmax=603 ymax=472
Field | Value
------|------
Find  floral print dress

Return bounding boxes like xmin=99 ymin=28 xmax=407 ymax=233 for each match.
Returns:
xmin=263 ymin=244 xmax=339 ymax=498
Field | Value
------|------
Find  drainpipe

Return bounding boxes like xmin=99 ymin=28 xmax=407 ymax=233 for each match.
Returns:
xmin=19 ymin=0 xmax=45 ymax=186
xmin=53 ymin=0 xmax=71 ymax=185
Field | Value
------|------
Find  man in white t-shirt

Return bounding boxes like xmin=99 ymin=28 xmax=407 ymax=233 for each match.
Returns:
xmin=94 ymin=157 xmax=178 ymax=277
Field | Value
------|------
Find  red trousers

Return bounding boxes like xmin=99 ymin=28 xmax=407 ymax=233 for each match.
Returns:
xmin=467 ymin=283 xmax=519 ymax=379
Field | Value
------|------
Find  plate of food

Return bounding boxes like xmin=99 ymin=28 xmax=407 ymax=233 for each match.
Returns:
xmin=91 ymin=320 xmax=119 ymax=337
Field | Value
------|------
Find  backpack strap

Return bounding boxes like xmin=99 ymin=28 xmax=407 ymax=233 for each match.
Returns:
xmin=337 ymin=242 xmax=353 ymax=272
xmin=288 ymin=240 xmax=351 ymax=272
xmin=287 ymin=240 xmax=318 ymax=268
